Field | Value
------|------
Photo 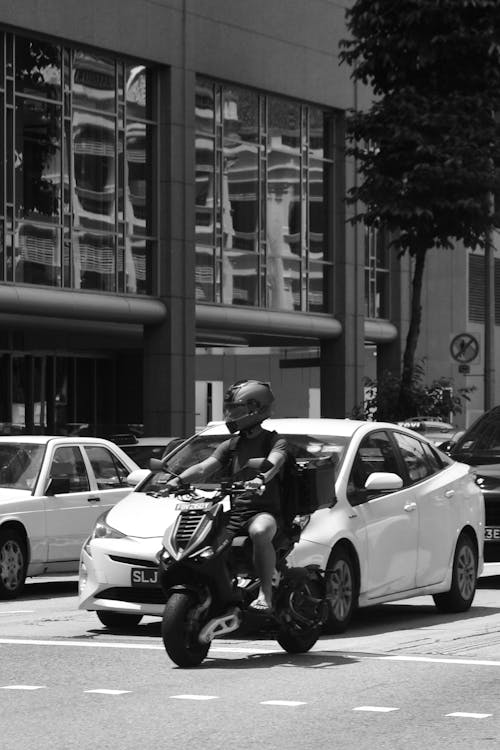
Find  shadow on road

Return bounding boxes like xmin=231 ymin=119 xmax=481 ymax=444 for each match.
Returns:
xmin=18 ymin=578 xmax=78 ymax=601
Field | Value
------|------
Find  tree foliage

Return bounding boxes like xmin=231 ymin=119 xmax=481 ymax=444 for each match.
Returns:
xmin=351 ymin=359 xmax=475 ymax=423
xmin=340 ymin=0 xmax=500 ymax=412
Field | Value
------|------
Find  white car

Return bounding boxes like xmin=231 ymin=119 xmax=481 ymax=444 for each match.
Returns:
xmin=0 ymin=436 xmax=141 ymax=598
xmin=78 ymin=418 xmax=484 ymax=632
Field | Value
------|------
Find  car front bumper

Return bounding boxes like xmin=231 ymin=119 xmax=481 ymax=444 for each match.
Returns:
xmin=78 ymin=536 xmax=166 ymax=618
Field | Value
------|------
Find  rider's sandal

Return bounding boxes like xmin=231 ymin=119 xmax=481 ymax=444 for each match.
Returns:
xmin=249 ymin=597 xmax=274 ymax=614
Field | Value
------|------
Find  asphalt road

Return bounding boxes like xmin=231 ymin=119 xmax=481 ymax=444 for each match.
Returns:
xmin=1 ymin=565 xmax=500 ymax=750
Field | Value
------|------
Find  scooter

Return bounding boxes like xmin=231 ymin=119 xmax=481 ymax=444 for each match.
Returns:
xmin=157 ymin=479 xmax=327 ymax=667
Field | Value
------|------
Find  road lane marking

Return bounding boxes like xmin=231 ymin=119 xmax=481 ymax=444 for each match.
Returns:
xmin=1 ymin=685 xmax=46 ymax=690
xmin=2 ymin=638 xmax=500 ymax=669
xmin=84 ymin=689 xmax=131 ymax=695
xmin=353 ymin=706 xmax=399 ymax=713
xmin=380 ymin=655 xmax=500 ymax=667
xmin=171 ymin=695 xmax=218 ymax=700
xmin=446 ymin=712 xmax=492 ymax=719
xmin=0 ymin=611 xmax=34 ymax=614
xmin=261 ymin=700 xmax=307 ymax=706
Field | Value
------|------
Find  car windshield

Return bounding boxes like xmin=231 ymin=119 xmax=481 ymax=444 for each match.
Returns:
xmin=140 ymin=432 xmax=349 ymax=494
xmin=0 ymin=443 xmax=46 ymax=489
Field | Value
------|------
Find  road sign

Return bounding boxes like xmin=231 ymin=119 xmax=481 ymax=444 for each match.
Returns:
xmin=450 ymin=333 xmax=479 ymax=363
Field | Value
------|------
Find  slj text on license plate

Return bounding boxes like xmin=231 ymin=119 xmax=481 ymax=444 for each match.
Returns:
xmin=131 ymin=568 xmax=158 ymax=586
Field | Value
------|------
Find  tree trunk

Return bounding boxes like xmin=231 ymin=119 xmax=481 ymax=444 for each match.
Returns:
xmin=397 ymin=248 xmax=428 ymax=417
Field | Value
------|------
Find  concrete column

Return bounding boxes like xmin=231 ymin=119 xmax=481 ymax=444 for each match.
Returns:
xmin=143 ymin=64 xmax=196 ymax=437
xmin=320 ymin=114 xmax=365 ymax=417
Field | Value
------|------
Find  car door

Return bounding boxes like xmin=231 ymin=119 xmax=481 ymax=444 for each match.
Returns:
xmin=393 ymin=432 xmax=456 ymax=587
xmin=82 ymin=444 xmax=132 ymax=513
xmin=44 ymin=444 xmax=100 ymax=564
xmin=347 ymin=430 xmax=418 ymax=599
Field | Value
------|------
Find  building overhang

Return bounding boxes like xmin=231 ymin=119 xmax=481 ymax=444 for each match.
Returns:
xmin=0 ymin=284 xmax=166 ymax=336
xmin=0 ymin=284 xmax=167 ymax=324
xmin=196 ymin=304 xmax=342 ymax=346
xmin=196 ymin=305 xmax=399 ymax=347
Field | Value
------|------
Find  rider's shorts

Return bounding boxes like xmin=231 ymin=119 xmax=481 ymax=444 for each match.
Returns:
xmin=226 ymin=508 xmax=281 ymax=538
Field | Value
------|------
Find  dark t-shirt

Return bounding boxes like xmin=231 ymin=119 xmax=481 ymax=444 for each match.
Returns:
xmin=212 ymin=429 xmax=287 ymax=515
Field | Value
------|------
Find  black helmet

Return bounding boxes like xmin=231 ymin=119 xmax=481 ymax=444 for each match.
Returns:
xmin=223 ymin=380 xmax=275 ymax=434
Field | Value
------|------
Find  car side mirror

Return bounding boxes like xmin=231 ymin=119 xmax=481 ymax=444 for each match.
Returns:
xmin=126 ymin=468 xmax=150 ymax=486
xmin=365 ymin=472 xmax=403 ymax=492
xmin=46 ymin=476 xmax=71 ymax=496
xmin=149 ymin=458 xmax=164 ymax=473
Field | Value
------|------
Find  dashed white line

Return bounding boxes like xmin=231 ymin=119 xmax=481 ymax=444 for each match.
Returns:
xmin=353 ymin=706 xmax=399 ymax=713
xmin=261 ymin=700 xmax=307 ymax=706
xmin=84 ymin=689 xmax=131 ymax=695
xmin=446 ymin=712 xmax=492 ymax=719
xmin=1 ymin=685 xmax=46 ymax=690
xmin=171 ymin=694 xmax=218 ymax=701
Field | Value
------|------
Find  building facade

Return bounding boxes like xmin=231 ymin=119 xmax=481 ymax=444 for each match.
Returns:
xmin=0 ymin=1 xmax=492 ymax=437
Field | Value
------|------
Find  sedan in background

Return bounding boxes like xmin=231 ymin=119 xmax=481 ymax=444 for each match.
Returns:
xmin=397 ymin=418 xmax=461 ymax=447
xmin=116 ymin=436 xmax=184 ymax=468
xmin=450 ymin=405 xmax=500 ymax=562
xmin=79 ymin=418 xmax=484 ymax=633
xmin=0 ymin=436 xmax=140 ymax=598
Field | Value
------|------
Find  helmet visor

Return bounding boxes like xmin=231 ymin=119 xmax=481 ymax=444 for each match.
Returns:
xmin=223 ymin=402 xmax=249 ymax=422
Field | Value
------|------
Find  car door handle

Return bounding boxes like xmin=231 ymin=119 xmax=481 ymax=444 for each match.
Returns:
xmin=87 ymin=497 xmax=101 ymax=503
xmin=445 ymin=489 xmax=455 ymax=498
xmin=404 ymin=502 xmax=417 ymax=512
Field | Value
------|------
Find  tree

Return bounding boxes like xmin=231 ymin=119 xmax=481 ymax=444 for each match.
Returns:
xmin=339 ymin=0 xmax=500 ymax=417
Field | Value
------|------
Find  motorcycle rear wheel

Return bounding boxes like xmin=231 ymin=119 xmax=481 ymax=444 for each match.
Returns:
xmin=275 ymin=569 xmax=323 ymax=654
xmin=161 ymin=591 xmax=210 ymax=667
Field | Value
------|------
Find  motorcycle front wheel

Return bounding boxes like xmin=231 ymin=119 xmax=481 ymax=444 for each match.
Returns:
xmin=161 ymin=591 xmax=210 ymax=667
xmin=275 ymin=569 xmax=324 ymax=654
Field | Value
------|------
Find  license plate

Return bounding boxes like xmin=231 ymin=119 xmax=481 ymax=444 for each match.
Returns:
xmin=175 ymin=501 xmax=211 ymax=511
xmin=485 ymin=527 xmax=500 ymax=541
xmin=131 ymin=568 xmax=159 ymax=586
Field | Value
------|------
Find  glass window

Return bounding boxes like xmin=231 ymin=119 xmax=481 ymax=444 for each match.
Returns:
xmin=194 ymin=78 xmax=334 ymax=312
xmin=85 ymin=445 xmax=129 ymax=489
xmin=50 ymin=445 xmax=90 ymax=492
xmin=73 ymin=230 xmax=116 ymax=292
xmin=365 ymin=224 xmax=390 ymax=319
xmin=15 ymin=99 xmax=62 ymax=223
xmin=347 ymin=431 xmax=401 ymax=503
xmin=15 ymin=37 xmax=61 ymax=98
xmin=72 ymin=52 xmax=115 ymax=112
xmin=0 ymin=32 xmax=156 ymax=295
xmin=393 ymin=432 xmax=433 ymax=484
xmin=14 ymin=222 xmax=61 ymax=286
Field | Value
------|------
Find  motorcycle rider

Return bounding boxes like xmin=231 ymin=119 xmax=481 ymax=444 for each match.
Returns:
xmin=166 ymin=380 xmax=287 ymax=613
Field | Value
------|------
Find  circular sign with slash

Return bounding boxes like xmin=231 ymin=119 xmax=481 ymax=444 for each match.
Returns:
xmin=450 ymin=333 xmax=479 ymax=363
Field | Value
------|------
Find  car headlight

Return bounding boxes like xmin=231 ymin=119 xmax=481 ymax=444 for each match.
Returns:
xmin=91 ymin=511 xmax=127 ymax=540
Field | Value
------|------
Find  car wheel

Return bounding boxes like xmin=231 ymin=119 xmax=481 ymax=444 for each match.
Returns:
xmin=96 ymin=611 xmax=143 ymax=629
xmin=324 ymin=547 xmax=357 ymax=634
xmin=0 ymin=529 xmax=27 ymax=599
xmin=433 ymin=532 xmax=478 ymax=613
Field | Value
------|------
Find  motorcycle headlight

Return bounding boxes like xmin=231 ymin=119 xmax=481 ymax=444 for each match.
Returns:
xmin=91 ymin=511 xmax=126 ymax=540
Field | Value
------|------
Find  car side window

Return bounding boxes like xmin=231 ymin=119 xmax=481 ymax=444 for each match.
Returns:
xmin=50 ymin=446 xmax=90 ymax=492
xmin=347 ymin=431 xmax=400 ymax=504
xmin=393 ymin=432 xmax=434 ymax=484
xmin=84 ymin=446 xmax=129 ymax=490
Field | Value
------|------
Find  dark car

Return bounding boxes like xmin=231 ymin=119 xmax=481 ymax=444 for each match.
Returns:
xmin=110 ymin=435 xmax=184 ymax=469
xmin=450 ymin=406 xmax=500 ymax=561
